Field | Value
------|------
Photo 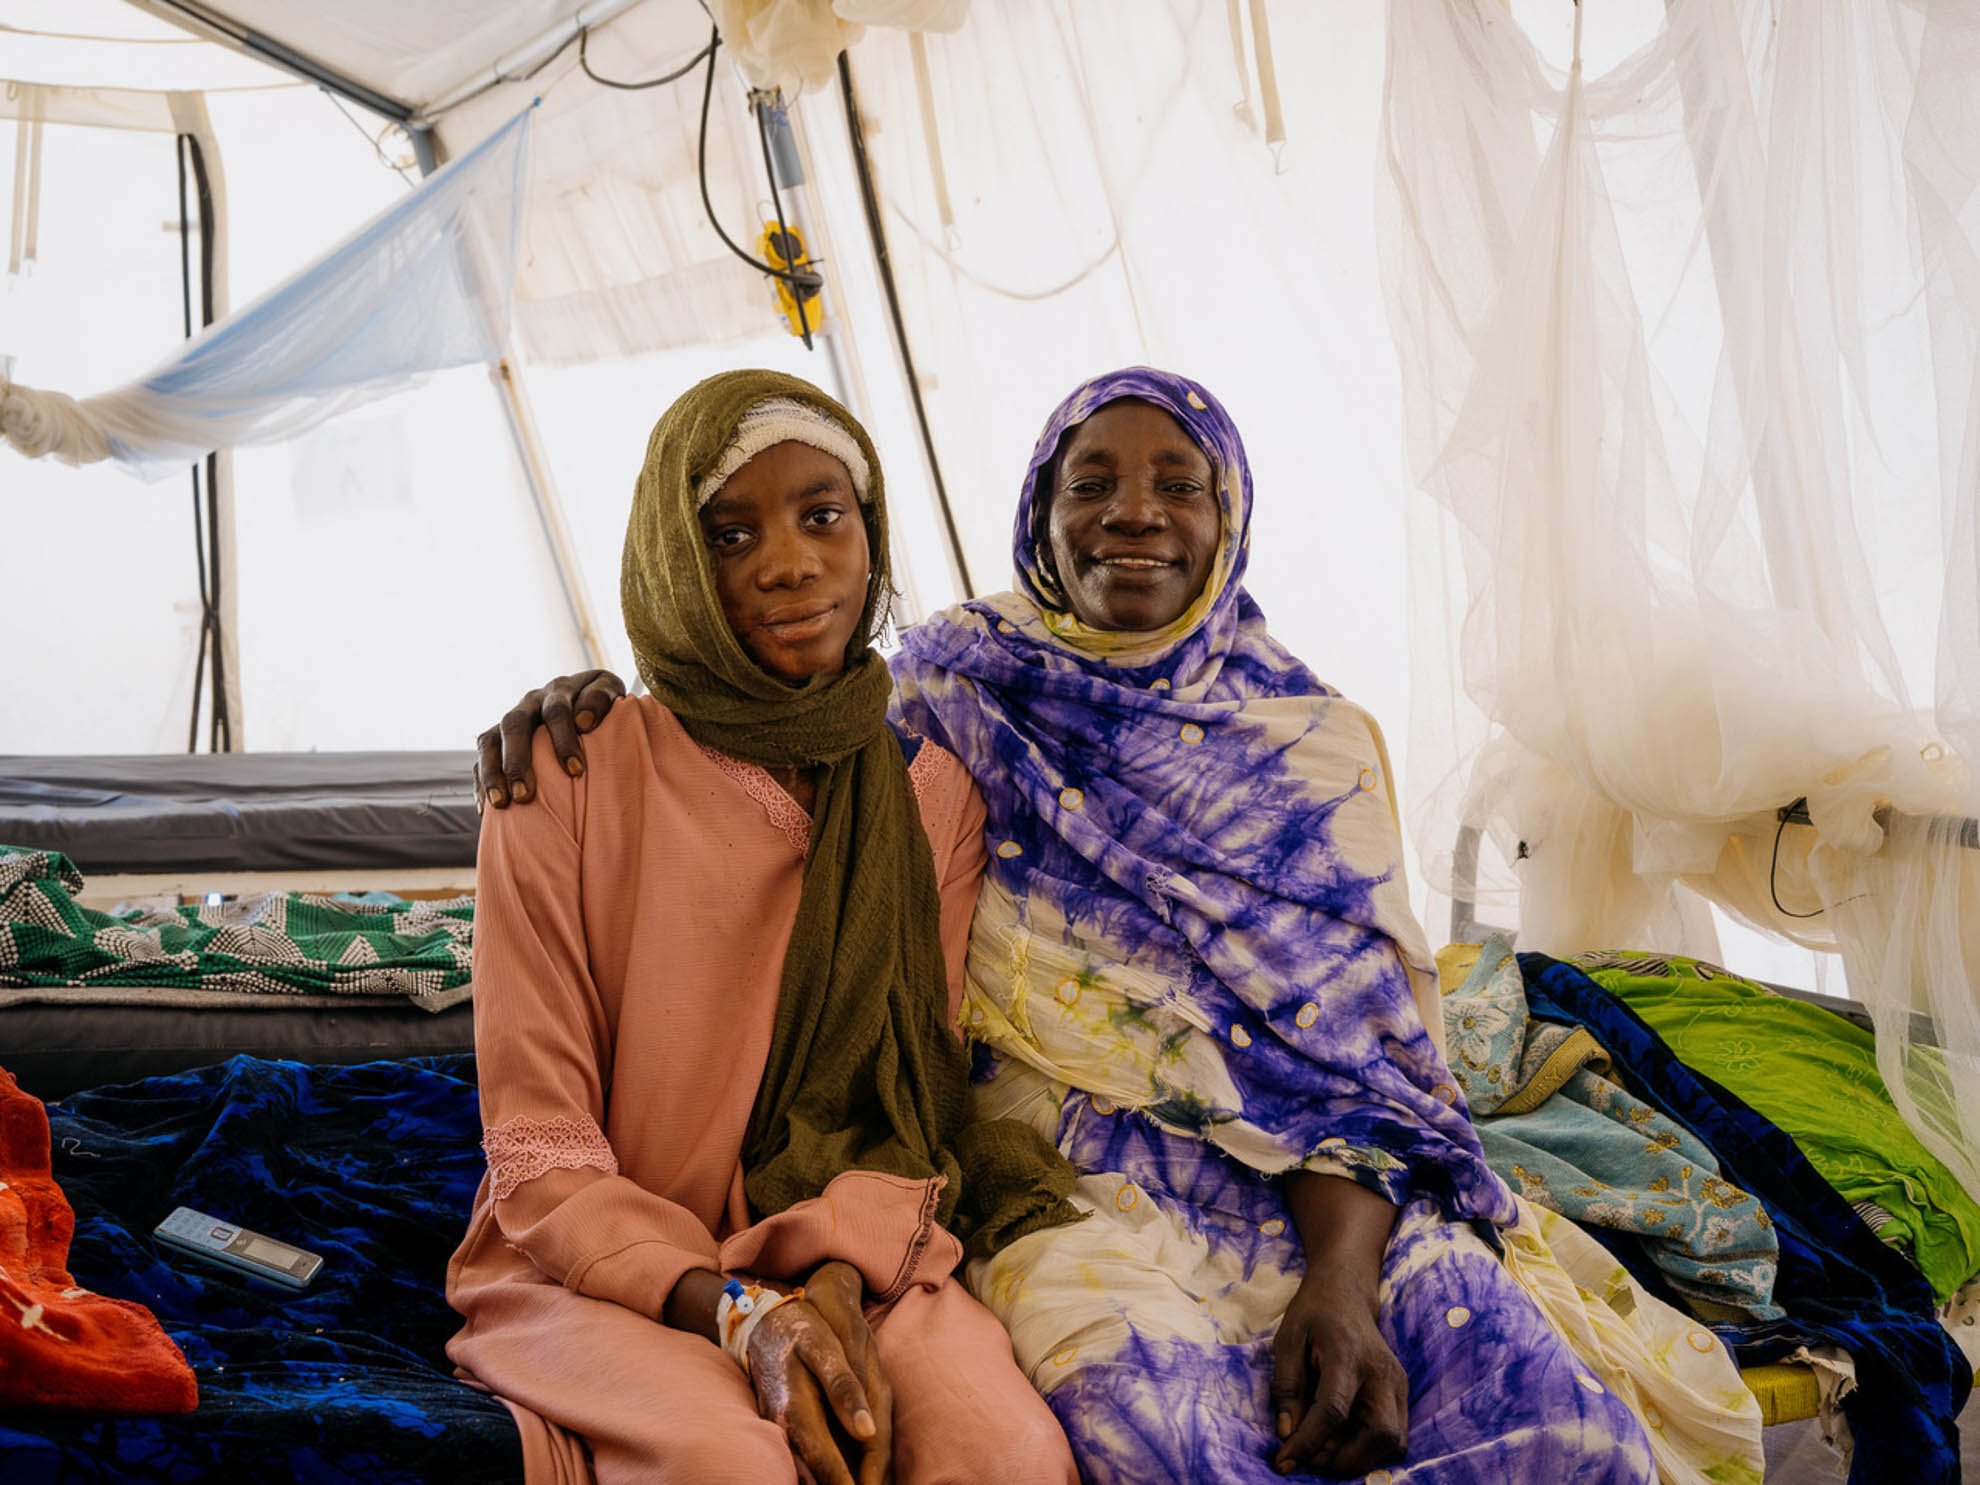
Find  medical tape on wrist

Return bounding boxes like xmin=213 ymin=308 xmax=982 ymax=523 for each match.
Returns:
xmin=717 ymin=1279 xmax=802 ymax=1375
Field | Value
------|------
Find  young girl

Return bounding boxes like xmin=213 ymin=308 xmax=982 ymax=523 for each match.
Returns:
xmin=446 ymin=371 xmax=1079 ymax=1485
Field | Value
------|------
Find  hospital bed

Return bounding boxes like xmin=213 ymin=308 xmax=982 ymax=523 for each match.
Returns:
xmin=0 ymin=750 xmax=481 ymax=1097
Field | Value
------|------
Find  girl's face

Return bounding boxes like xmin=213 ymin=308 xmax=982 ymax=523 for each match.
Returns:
xmin=1043 ymin=400 xmax=1221 ymax=632
xmin=699 ymin=440 xmax=871 ymax=682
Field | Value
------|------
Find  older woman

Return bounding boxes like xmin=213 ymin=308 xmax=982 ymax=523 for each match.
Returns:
xmin=451 ymin=369 xmax=1079 ymax=1485
xmin=485 ymin=368 xmax=1762 ymax=1484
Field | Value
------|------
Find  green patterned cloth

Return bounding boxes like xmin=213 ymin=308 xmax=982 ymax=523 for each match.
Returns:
xmin=0 ymin=846 xmax=471 ymax=1009
xmin=1577 ymin=949 xmax=1980 ymax=1303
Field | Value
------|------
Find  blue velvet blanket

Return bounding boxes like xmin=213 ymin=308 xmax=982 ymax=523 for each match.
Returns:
xmin=0 ymin=1055 xmax=520 ymax=1484
xmin=1518 ymin=954 xmax=1969 ymax=1485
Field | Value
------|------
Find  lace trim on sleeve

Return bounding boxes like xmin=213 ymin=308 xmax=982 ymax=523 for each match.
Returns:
xmin=695 ymin=742 xmax=813 ymax=857
xmin=482 ymin=1114 xmax=619 ymax=1200
xmin=906 ymin=736 xmax=951 ymax=803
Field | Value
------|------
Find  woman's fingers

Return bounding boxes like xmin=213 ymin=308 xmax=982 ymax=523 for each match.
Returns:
xmin=539 ymin=680 xmax=584 ymax=779
xmin=496 ymin=689 xmax=543 ymax=804
xmin=473 ymin=730 xmax=501 ymax=812
xmin=1277 ymin=1350 xmax=1356 ymax=1472
xmin=854 ymin=1372 xmax=894 ymax=1485
xmin=571 ymin=671 xmax=627 ymax=732
xmin=793 ymin=1315 xmax=877 ymax=1442
xmin=782 ymin=1365 xmax=858 ymax=1485
xmin=475 ymin=671 xmax=624 ymax=806
xmin=802 ymin=1263 xmax=892 ymax=1485
xmin=806 ymin=1266 xmax=879 ymax=1381
xmin=1267 ymin=1313 xmax=1310 ymax=1443
xmin=541 ymin=669 xmax=626 ymax=777
xmin=1326 ymin=1365 xmax=1408 ymax=1477
xmin=1276 ymin=1350 xmax=1408 ymax=1476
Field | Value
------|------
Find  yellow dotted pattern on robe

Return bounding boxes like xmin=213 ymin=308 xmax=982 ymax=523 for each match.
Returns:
xmin=1259 ymin=1218 xmax=1286 ymax=1237
xmin=1368 ymin=1473 xmax=1394 ymax=1485
xmin=1686 ymin=1329 xmax=1717 ymax=1354
xmin=1230 ymin=1025 xmax=1252 ymax=1048
xmin=1185 ymin=389 xmax=1208 ymax=410
xmin=1432 ymin=1084 xmax=1458 ymax=1105
xmin=1151 ymin=678 xmax=1172 ymax=692
xmin=1446 ymin=1306 xmax=1471 ymax=1329
xmin=1056 ymin=979 xmax=1080 ymax=1006
xmin=1577 ymin=1375 xmax=1605 ymax=1394
xmin=996 ymin=840 xmax=1023 ymax=859
xmin=997 ymin=620 xmax=1017 ymax=635
xmin=1642 ymin=1401 xmax=1663 ymax=1430
xmin=1359 ymin=768 xmax=1378 ymax=791
xmin=1179 ymin=723 xmax=1205 ymax=745
xmin=1116 ymin=1184 xmax=1140 ymax=1212
xmin=1051 ymin=1346 xmax=1080 ymax=1367
xmin=1319 ymin=1136 xmax=1347 ymax=1149
xmin=1091 ymin=1096 xmax=1118 ymax=1116
xmin=1295 ymin=1003 xmax=1319 ymax=1029
xmin=1059 ymin=787 xmax=1084 ymax=811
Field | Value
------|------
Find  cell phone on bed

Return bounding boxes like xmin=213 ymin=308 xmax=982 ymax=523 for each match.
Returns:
xmin=154 ymin=1206 xmax=323 ymax=1290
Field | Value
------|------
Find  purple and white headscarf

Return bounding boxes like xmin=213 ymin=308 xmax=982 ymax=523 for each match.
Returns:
xmin=891 ymin=366 xmax=1512 ymax=1227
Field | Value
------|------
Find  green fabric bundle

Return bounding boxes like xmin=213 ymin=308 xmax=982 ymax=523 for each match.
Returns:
xmin=0 ymin=846 xmax=471 ymax=1007
xmin=1580 ymin=951 xmax=1980 ymax=1301
xmin=622 ymin=369 xmax=1080 ymax=1257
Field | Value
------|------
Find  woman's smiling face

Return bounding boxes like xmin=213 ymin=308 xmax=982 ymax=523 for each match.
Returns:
xmin=1043 ymin=400 xmax=1221 ymax=632
xmin=699 ymin=439 xmax=871 ymax=682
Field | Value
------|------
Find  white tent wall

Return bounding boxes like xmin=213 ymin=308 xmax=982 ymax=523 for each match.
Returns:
xmin=0 ymin=117 xmax=205 ymax=754
xmin=841 ymin=1 xmax=1417 ymax=728
xmin=0 ymin=58 xmax=590 ymax=751
xmin=0 ymin=0 xmax=959 ymax=754
xmin=431 ymin=0 xmax=964 ymax=656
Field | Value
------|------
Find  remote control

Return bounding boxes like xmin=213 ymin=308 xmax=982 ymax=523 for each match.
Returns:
xmin=154 ymin=1206 xmax=323 ymax=1290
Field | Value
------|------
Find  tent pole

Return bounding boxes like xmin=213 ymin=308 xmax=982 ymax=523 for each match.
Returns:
xmin=835 ymin=52 xmax=975 ymax=599
xmin=411 ymin=135 xmax=606 ymax=674
xmin=767 ymin=96 xmax=931 ymax=626
xmin=409 ymin=126 xmax=439 ymax=177
xmin=128 ymin=0 xmax=416 ymax=122
xmin=491 ymin=353 xmax=609 ymax=671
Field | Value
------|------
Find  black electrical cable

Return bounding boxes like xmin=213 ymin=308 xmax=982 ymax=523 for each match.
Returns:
xmin=694 ymin=26 xmax=823 ymax=292
xmin=752 ymin=95 xmax=813 ymax=348
xmin=580 ymin=26 xmax=715 ymax=90
xmin=175 ymin=131 xmax=230 ymax=754
xmin=188 ymin=132 xmax=229 ymax=753
xmin=1769 ymin=802 xmax=1826 ymax=920
xmin=836 ymin=51 xmax=974 ymax=598
xmin=176 ymin=135 xmax=209 ymax=755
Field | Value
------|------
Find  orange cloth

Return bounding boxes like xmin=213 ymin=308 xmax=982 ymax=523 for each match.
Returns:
xmin=0 ymin=1066 xmax=197 ymax=1414
xmin=447 ymin=699 xmax=1075 ymax=1484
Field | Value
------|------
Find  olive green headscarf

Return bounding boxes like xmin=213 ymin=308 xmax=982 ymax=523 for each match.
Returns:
xmin=623 ymin=369 xmax=1080 ymax=1257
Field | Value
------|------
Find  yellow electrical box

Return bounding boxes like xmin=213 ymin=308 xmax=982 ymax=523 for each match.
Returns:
xmin=759 ymin=222 xmax=823 ymax=339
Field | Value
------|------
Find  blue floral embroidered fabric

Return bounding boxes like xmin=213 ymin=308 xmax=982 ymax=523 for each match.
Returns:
xmin=0 ymin=1055 xmax=521 ymax=1484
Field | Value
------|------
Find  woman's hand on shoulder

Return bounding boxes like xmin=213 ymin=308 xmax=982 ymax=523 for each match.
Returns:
xmin=1269 ymin=1268 xmax=1408 ymax=1477
xmin=475 ymin=670 xmax=627 ymax=810
xmin=746 ymin=1274 xmax=888 ymax=1485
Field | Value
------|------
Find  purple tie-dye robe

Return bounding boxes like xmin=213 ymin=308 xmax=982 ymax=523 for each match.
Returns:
xmin=890 ymin=368 xmax=1663 ymax=1483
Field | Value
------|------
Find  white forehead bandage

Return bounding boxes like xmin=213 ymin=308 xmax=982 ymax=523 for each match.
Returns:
xmin=695 ymin=396 xmax=872 ymax=508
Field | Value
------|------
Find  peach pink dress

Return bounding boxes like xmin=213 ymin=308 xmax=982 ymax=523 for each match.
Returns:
xmin=446 ymin=697 xmax=1075 ymax=1484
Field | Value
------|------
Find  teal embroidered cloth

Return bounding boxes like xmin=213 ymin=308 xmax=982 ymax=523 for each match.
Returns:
xmin=1448 ymin=937 xmax=1783 ymax=1320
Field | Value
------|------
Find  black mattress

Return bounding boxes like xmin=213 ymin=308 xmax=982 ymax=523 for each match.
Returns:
xmin=0 ymin=751 xmax=479 ymax=875
xmin=1 ymin=998 xmax=478 ymax=1101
